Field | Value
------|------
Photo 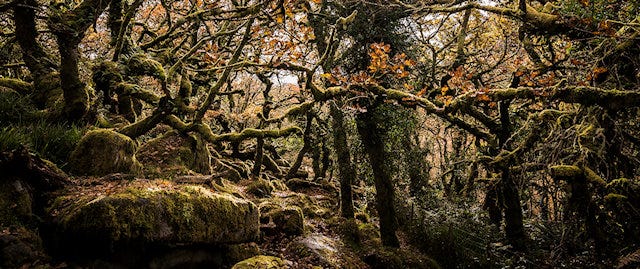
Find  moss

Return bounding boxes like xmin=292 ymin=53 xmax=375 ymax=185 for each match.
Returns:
xmin=68 ymin=129 xmax=141 ymax=176
xmin=549 ymin=165 xmax=583 ymax=180
xmin=270 ymin=180 xmax=289 ymax=192
xmin=231 ymin=255 xmax=288 ymax=269
xmin=0 ymin=180 xmax=33 ymax=227
xmin=604 ymin=193 xmax=628 ymax=202
xmin=137 ymin=131 xmax=211 ymax=178
xmin=49 ymin=183 xmax=260 ymax=255
xmin=246 ymin=178 xmax=274 ymax=198
xmin=126 ymin=54 xmax=166 ymax=80
xmin=225 ymin=243 xmax=260 ymax=264
xmin=355 ymin=212 xmax=370 ymax=223
xmin=271 ymin=206 xmax=304 ymax=236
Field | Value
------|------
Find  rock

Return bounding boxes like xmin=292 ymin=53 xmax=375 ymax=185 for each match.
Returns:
xmin=259 ymin=202 xmax=304 ymax=236
xmin=137 ymin=131 xmax=211 ymax=178
xmin=0 ymin=148 xmax=70 ymax=227
xmin=0 ymin=179 xmax=33 ymax=227
xmin=226 ymin=243 xmax=261 ymax=264
xmin=272 ymin=207 xmax=304 ymax=236
xmin=286 ymin=234 xmax=342 ymax=268
xmin=246 ymin=178 xmax=274 ymax=198
xmin=0 ymin=227 xmax=49 ymax=269
xmin=48 ymin=183 xmax=259 ymax=257
xmin=231 ymin=255 xmax=289 ymax=269
xmin=68 ymin=129 xmax=142 ymax=176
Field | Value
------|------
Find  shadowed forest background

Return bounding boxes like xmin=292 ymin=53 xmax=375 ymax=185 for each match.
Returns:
xmin=1 ymin=0 xmax=639 ymax=268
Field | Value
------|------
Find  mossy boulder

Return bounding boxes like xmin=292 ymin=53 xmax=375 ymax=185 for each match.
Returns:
xmin=68 ymin=129 xmax=142 ymax=176
xmin=259 ymin=202 xmax=304 ymax=236
xmin=231 ymin=255 xmax=289 ymax=269
xmin=137 ymin=131 xmax=211 ymax=178
xmin=48 ymin=183 xmax=259 ymax=257
xmin=0 ymin=227 xmax=50 ymax=269
xmin=246 ymin=178 xmax=274 ymax=198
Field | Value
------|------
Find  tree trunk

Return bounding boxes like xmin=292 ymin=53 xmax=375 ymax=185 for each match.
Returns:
xmin=330 ymin=101 xmax=355 ymax=219
xmin=57 ymin=35 xmax=90 ymax=121
xmin=501 ymin=167 xmax=526 ymax=250
xmin=286 ymin=112 xmax=313 ymax=179
xmin=356 ymin=109 xmax=399 ymax=247
xmin=13 ymin=0 xmax=59 ymax=108
xmin=497 ymin=99 xmax=527 ymax=250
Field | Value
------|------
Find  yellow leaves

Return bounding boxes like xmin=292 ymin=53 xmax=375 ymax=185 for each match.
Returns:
xmin=275 ymin=14 xmax=285 ymax=24
xmin=367 ymin=42 xmax=416 ymax=80
xmin=579 ymin=0 xmax=589 ymax=7
xmin=310 ymin=0 xmax=322 ymax=3
xmin=441 ymin=86 xmax=449 ymax=96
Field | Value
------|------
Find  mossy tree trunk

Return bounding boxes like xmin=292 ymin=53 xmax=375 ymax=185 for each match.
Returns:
xmin=286 ymin=112 xmax=313 ymax=179
xmin=252 ymin=73 xmax=273 ymax=178
xmin=57 ymin=35 xmax=90 ymax=121
xmin=497 ymin=99 xmax=526 ymax=250
xmin=13 ymin=0 xmax=59 ymax=107
xmin=49 ymin=0 xmax=111 ymax=121
xmin=356 ymin=108 xmax=400 ymax=247
xmin=330 ymin=101 xmax=355 ymax=219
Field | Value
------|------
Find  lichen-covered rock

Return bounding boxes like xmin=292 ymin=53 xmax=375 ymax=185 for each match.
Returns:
xmin=68 ymin=129 xmax=142 ymax=176
xmin=259 ymin=202 xmax=304 ymax=236
xmin=231 ymin=255 xmax=289 ymax=269
xmin=137 ymin=131 xmax=211 ymax=178
xmin=48 ymin=183 xmax=259 ymax=256
xmin=246 ymin=178 xmax=274 ymax=198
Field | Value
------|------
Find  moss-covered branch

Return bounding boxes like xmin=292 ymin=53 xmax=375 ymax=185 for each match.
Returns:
xmin=208 ymin=126 xmax=302 ymax=142
xmin=549 ymin=165 xmax=607 ymax=186
xmin=0 ymin=78 xmax=32 ymax=94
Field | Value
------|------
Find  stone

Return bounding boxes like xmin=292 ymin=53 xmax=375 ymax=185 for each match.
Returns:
xmin=137 ymin=131 xmax=211 ymax=178
xmin=48 ymin=183 xmax=259 ymax=257
xmin=68 ymin=129 xmax=142 ymax=176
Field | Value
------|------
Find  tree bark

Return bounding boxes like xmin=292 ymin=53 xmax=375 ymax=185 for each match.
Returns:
xmin=13 ymin=0 xmax=59 ymax=107
xmin=330 ymin=101 xmax=355 ymax=219
xmin=356 ymin=108 xmax=399 ymax=247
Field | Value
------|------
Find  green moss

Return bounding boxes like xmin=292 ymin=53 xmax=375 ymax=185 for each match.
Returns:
xmin=549 ymin=165 xmax=583 ymax=180
xmin=126 ymin=54 xmax=166 ymax=80
xmin=231 ymin=255 xmax=288 ymax=269
xmin=49 ymin=184 xmax=260 ymax=253
xmin=68 ymin=129 xmax=141 ymax=176
xmin=604 ymin=193 xmax=628 ymax=202
xmin=271 ymin=206 xmax=304 ymax=236
xmin=246 ymin=179 xmax=274 ymax=198
xmin=137 ymin=131 xmax=211 ymax=178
